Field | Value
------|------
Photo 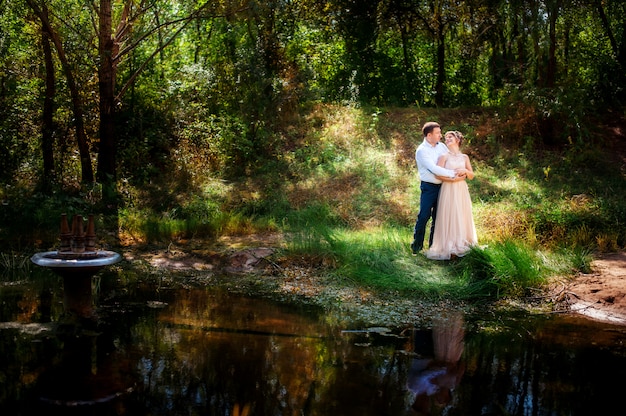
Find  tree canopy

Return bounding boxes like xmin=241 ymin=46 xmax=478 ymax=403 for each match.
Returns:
xmin=0 ymin=0 xmax=624 ymax=191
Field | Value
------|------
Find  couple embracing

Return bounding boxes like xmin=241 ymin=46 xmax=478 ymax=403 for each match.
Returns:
xmin=410 ymin=121 xmax=478 ymax=260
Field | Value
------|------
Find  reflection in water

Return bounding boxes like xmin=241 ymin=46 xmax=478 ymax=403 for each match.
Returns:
xmin=1 ymin=270 xmax=626 ymax=415
xmin=36 ymin=331 xmax=136 ymax=407
xmin=132 ymin=290 xmax=333 ymax=415
xmin=461 ymin=314 xmax=626 ymax=416
xmin=407 ymin=312 xmax=465 ymax=415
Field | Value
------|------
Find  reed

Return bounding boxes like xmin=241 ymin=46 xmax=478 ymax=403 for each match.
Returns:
xmin=0 ymin=252 xmax=32 ymax=282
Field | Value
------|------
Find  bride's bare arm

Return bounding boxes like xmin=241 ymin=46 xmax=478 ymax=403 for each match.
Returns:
xmin=462 ymin=155 xmax=474 ymax=180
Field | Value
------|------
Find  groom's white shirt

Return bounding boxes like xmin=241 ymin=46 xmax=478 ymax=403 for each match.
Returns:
xmin=415 ymin=139 xmax=455 ymax=184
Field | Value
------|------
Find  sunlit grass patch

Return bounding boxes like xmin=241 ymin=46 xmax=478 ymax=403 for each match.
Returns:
xmin=596 ymin=233 xmax=620 ymax=252
xmin=470 ymin=153 xmax=626 ymax=251
xmin=117 ymin=174 xmax=285 ymax=243
xmin=566 ymin=246 xmax=594 ymax=274
xmin=316 ymin=105 xmax=372 ymax=148
xmin=287 ymin=225 xmax=498 ymax=300
xmin=286 ymin=226 xmax=556 ymax=303
xmin=453 ymin=240 xmax=550 ymax=299
xmin=285 ymin=143 xmax=413 ymax=228
xmin=474 ymin=206 xmax=533 ymax=243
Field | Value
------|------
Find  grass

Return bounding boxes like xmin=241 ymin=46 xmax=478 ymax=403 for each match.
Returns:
xmin=0 ymin=252 xmax=32 ymax=282
xmin=285 ymin=224 xmax=561 ymax=302
xmin=1 ymin=104 xmax=624 ymax=303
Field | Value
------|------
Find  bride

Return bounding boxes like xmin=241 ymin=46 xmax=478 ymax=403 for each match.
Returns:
xmin=425 ymin=131 xmax=478 ymax=260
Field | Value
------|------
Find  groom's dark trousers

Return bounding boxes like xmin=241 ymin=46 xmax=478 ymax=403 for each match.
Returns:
xmin=412 ymin=181 xmax=442 ymax=251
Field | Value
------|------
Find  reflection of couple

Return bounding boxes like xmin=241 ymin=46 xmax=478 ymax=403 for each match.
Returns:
xmin=410 ymin=121 xmax=477 ymax=260
xmin=406 ymin=313 xmax=465 ymax=415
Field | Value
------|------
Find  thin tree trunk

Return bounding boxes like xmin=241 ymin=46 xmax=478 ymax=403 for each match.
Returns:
xmin=41 ymin=26 xmax=55 ymax=191
xmin=595 ymin=0 xmax=618 ymax=59
xmin=97 ymin=0 xmax=117 ymax=188
xmin=546 ymin=1 xmax=559 ymax=88
xmin=435 ymin=32 xmax=445 ymax=107
xmin=595 ymin=0 xmax=625 ymax=69
xmin=530 ymin=1 xmax=542 ymax=86
xmin=399 ymin=22 xmax=417 ymax=103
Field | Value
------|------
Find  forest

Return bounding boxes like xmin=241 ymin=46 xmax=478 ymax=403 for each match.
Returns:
xmin=1 ymin=1 xmax=626 ymax=299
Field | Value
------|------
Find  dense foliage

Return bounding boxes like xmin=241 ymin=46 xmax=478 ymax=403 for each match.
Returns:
xmin=1 ymin=0 xmax=624 ymax=192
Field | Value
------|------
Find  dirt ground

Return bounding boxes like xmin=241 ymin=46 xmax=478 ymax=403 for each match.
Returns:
xmin=124 ymin=237 xmax=626 ymax=326
xmin=556 ymin=251 xmax=626 ymax=325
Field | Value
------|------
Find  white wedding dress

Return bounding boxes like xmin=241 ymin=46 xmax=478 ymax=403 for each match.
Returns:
xmin=426 ymin=153 xmax=478 ymax=260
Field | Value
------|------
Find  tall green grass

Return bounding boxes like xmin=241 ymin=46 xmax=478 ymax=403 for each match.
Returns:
xmin=119 ymin=207 xmax=278 ymax=243
xmin=285 ymin=223 xmax=560 ymax=301
xmin=452 ymin=241 xmax=548 ymax=299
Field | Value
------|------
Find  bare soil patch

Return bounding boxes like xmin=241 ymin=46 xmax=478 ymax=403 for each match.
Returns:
xmin=556 ymin=252 xmax=626 ymax=325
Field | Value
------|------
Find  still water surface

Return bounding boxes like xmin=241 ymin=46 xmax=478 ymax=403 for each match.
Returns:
xmin=1 ymin=269 xmax=625 ymax=415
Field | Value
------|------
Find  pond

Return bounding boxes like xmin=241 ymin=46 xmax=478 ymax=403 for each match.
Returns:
xmin=1 ymin=268 xmax=626 ymax=416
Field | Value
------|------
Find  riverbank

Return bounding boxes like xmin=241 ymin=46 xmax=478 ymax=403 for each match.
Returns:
xmin=119 ymin=236 xmax=626 ymax=327
xmin=121 ymin=237 xmax=464 ymax=328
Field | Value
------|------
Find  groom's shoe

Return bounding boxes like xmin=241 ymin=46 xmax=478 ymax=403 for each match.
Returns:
xmin=410 ymin=242 xmax=420 ymax=255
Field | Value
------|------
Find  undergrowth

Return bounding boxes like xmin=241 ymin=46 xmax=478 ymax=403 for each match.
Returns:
xmin=1 ymin=105 xmax=624 ymax=302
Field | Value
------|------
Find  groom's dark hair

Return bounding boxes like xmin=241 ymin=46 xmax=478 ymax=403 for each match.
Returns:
xmin=422 ymin=121 xmax=440 ymax=137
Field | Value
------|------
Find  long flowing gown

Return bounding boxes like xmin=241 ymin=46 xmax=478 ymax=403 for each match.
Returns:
xmin=426 ymin=153 xmax=477 ymax=260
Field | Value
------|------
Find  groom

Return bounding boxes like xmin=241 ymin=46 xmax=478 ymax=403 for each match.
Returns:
xmin=411 ymin=122 xmax=463 ymax=254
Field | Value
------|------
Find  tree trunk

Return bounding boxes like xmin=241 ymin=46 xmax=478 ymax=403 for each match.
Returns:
xmin=96 ymin=0 xmax=117 ymax=188
xmin=530 ymin=0 xmax=541 ymax=86
xmin=546 ymin=1 xmax=559 ymax=89
xmin=595 ymin=0 xmax=618 ymax=60
xmin=435 ymin=32 xmax=445 ymax=107
xmin=41 ymin=26 xmax=55 ymax=192
xmin=399 ymin=21 xmax=417 ymax=103
xmin=595 ymin=0 xmax=625 ymax=69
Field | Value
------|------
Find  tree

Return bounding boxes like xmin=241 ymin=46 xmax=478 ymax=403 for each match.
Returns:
xmin=4 ymin=0 xmax=626 ymax=200
xmin=40 ymin=19 xmax=55 ymax=190
xmin=96 ymin=1 xmax=220 ymax=190
xmin=23 ymin=0 xmax=222 ymax=191
xmin=594 ymin=0 xmax=626 ymax=102
xmin=25 ymin=0 xmax=94 ymax=184
xmin=396 ymin=0 xmax=461 ymax=106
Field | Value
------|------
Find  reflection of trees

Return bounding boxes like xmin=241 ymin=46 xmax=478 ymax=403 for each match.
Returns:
xmin=1 ymin=270 xmax=61 ymax=323
xmin=5 ymin=279 xmax=625 ymax=415
xmin=132 ymin=289 xmax=334 ymax=415
xmin=0 ymin=331 xmax=63 ymax=413
xmin=402 ymin=312 xmax=626 ymax=415
xmin=460 ymin=317 xmax=626 ymax=415
xmin=313 ymin=337 xmax=409 ymax=415
xmin=131 ymin=289 xmax=413 ymax=415
xmin=463 ymin=329 xmax=558 ymax=415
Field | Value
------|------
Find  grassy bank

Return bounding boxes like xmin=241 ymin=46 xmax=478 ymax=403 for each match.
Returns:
xmin=2 ymin=105 xmax=624 ymax=303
